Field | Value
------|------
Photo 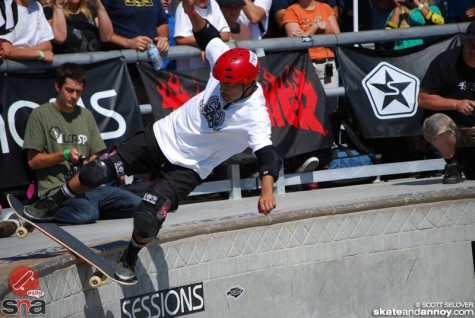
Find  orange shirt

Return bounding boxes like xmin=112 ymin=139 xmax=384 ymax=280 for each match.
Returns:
xmin=283 ymin=1 xmax=335 ymax=61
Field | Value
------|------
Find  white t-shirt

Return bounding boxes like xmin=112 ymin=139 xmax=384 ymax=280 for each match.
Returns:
xmin=153 ymin=38 xmax=272 ymax=179
xmin=0 ymin=0 xmax=53 ymax=47
xmin=174 ymin=0 xmax=230 ymax=70
xmin=237 ymin=0 xmax=271 ymax=40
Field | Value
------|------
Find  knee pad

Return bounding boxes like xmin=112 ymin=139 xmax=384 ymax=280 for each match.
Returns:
xmin=134 ymin=192 xmax=171 ymax=238
xmin=78 ymin=154 xmax=126 ymax=188
xmin=78 ymin=159 xmax=113 ymax=188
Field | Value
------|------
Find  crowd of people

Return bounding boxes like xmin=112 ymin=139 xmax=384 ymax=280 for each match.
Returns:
xmin=1 ymin=0 xmax=475 ymax=280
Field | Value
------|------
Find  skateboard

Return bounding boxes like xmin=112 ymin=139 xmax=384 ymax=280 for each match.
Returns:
xmin=7 ymin=194 xmax=137 ymax=288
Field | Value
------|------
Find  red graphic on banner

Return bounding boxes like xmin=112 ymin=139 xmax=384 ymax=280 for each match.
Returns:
xmin=9 ymin=266 xmax=39 ymax=297
xmin=156 ymin=73 xmax=202 ymax=112
xmin=260 ymin=66 xmax=327 ymax=135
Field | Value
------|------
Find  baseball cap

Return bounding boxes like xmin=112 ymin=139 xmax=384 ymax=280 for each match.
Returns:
xmin=465 ymin=21 xmax=475 ymax=40
xmin=217 ymin=0 xmax=245 ymax=6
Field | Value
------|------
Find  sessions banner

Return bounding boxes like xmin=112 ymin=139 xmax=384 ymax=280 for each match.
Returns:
xmin=0 ymin=58 xmax=142 ymax=189
xmin=138 ymin=51 xmax=333 ymax=159
xmin=336 ymin=35 xmax=461 ymax=139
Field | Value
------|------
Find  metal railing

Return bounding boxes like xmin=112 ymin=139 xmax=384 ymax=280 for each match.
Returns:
xmin=1 ymin=22 xmax=467 ymax=198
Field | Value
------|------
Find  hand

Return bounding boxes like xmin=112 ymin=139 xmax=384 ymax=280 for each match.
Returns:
xmin=258 ymin=193 xmax=276 ymax=215
xmin=0 ymin=43 xmax=4 ymax=59
xmin=55 ymin=0 xmax=68 ymax=5
xmin=154 ymin=36 xmax=169 ymax=53
xmin=42 ymin=51 xmax=54 ymax=63
xmin=67 ymin=148 xmax=82 ymax=164
xmin=316 ymin=21 xmax=327 ymax=31
xmin=292 ymin=29 xmax=303 ymax=36
xmin=182 ymin=0 xmax=195 ymax=13
xmin=127 ymin=36 xmax=153 ymax=51
xmin=455 ymin=99 xmax=475 ymax=115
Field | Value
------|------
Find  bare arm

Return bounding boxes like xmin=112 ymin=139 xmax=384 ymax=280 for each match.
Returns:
xmin=242 ymin=0 xmax=266 ymax=24
xmin=27 ymin=148 xmax=86 ymax=170
xmin=49 ymin=2 xmax=67 ymax=44
xmin=154 ymin=23 xmax=170 ymax=52
xmin=90 ymin=0 xmax=114 ymax=42
xmin=106 ymin=33 xmax=153 ymax=51
xmin=258 ymin=175 xmax=276 ymax=215
xmin=418 ymin=89 xmax=475 ymax=116
xmin=1 ymin=40 xmax=54 ymax=62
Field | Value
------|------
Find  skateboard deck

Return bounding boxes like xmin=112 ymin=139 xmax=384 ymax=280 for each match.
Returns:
xmin=7 ymin=194 xmax=137 ymax=288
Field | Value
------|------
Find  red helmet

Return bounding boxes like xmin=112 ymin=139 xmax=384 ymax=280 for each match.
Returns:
xmin=212 ymin=48 xmax=260 ymax=85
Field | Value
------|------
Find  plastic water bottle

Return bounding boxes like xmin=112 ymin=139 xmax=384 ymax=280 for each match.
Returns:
xmin=146 ymin=43 xmax=163 ymax=70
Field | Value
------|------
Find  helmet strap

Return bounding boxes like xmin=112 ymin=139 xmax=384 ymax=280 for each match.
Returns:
xmin=223 ymin=81 xmax=257 ymax=109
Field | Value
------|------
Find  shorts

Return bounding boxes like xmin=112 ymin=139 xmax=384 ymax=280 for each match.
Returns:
xmin=115 ymin=125 xmax=202 ymax=210
xmin=422 ymin=113 xmax=474 ymax=147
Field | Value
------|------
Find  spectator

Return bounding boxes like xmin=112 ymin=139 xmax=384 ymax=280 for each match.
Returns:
xmin=100 ymin=0 xmax=169 ymax=112
xmin=283 ymin=0 xmax=340 ymax=89
xmin=218 ymin=0 xmax=252 ymax=41
xmin=385 ymin=0 xmax=444 ymax=50
xmin=174 ymin=0 xmax=230 ymax=70
xmin=267 ymin=0 xmax=296 ymax=38
xmin=101 ymin=0 xmax=169 ymax=53
xmin=237 ymin=0 xmax=271 ymax=40
xmin=0 ymin=0 xmax=54 ymax=62
xmin=0 ymin=63 xmax=141 ymax=238
xmin=44 ymin=0 xmax=113 ymax=54
xmin=418 ymin=21 xmax=475 ymax=184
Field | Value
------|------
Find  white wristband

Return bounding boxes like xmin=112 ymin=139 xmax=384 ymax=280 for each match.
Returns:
xmin=418 ymin=3 xmax=425 ymax=11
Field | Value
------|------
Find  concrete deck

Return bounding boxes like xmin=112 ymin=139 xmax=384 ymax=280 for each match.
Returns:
xmin=1 ymin=176 xmax=475 ymax=317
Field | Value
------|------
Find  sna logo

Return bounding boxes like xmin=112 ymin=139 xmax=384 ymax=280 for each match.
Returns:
xmin=2 ymin=266 xmax=46 ymax=315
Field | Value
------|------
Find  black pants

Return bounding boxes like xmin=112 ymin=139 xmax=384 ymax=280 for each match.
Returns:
xmin=115 ymin=125 xmax=202 ymax=210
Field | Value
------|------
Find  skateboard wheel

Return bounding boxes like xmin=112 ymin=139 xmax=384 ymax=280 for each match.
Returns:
xmin=15 ymin=227 xmax=28 ymax=239
xmin=89 ymin=276 xmax=102 ymax=288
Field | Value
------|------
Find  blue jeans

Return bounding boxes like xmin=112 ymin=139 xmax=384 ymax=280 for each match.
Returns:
xmin=53 ymin=186 xmax=141 ymax=225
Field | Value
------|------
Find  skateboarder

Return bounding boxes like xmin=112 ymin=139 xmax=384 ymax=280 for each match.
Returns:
xmin=24 ymin=0 xmax=281 ymax=282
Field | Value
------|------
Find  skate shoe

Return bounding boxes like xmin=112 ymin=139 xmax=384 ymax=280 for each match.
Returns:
xmin=115 ymin=250 xmax=137 ymax=282
xmin=442 ymin=162 xmax=463 ymax=184
xmin=24 ymin=196 xmax=58 ymax=221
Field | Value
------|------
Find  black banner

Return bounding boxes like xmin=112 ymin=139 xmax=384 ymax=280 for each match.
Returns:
xmin=138 ymin=51 xmax=333 ymax=159
xmin=0 ymin=58 xmax=142 ymax=189
xmin=336 ymin=35 xmax=461 ymax=139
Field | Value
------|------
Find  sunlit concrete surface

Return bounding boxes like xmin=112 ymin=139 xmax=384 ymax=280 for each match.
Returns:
xmin=1 ymin=178 xmax=474 ymax=317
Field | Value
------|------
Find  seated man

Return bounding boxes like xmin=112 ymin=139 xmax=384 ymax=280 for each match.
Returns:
xmin=0 ymin=63 xmax=141 ymax=238
xmin=24 ymin=0 xmax=281 ymax=282
xmin=418 ymin=21 xmax=475 ymax=184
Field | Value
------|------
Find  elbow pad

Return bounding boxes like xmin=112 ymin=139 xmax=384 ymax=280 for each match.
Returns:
xmin=255 ymin=145 xmax=282 ymax=181
xmin=192 ymin=19 xmax=221 ymax=51
xmin=425 ymin=11 xmax=444 ymax=25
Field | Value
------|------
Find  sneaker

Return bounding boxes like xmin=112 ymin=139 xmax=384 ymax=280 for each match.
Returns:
xmin=24 ymin=196 xmax=58 ymax=221
xmin=442 ymin=162 xmax=463 ymax=184
xmin=115 ymin=250 xmax=137 ymax=282
xmin=0 ymin=220 xmax=19 ymax=238
xmin=296 ymin=157 xmax=319 ymax=173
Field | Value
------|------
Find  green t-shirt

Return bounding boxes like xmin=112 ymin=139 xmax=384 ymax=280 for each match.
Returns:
xmin=23 ymin=103 xmax=106 ymax=196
